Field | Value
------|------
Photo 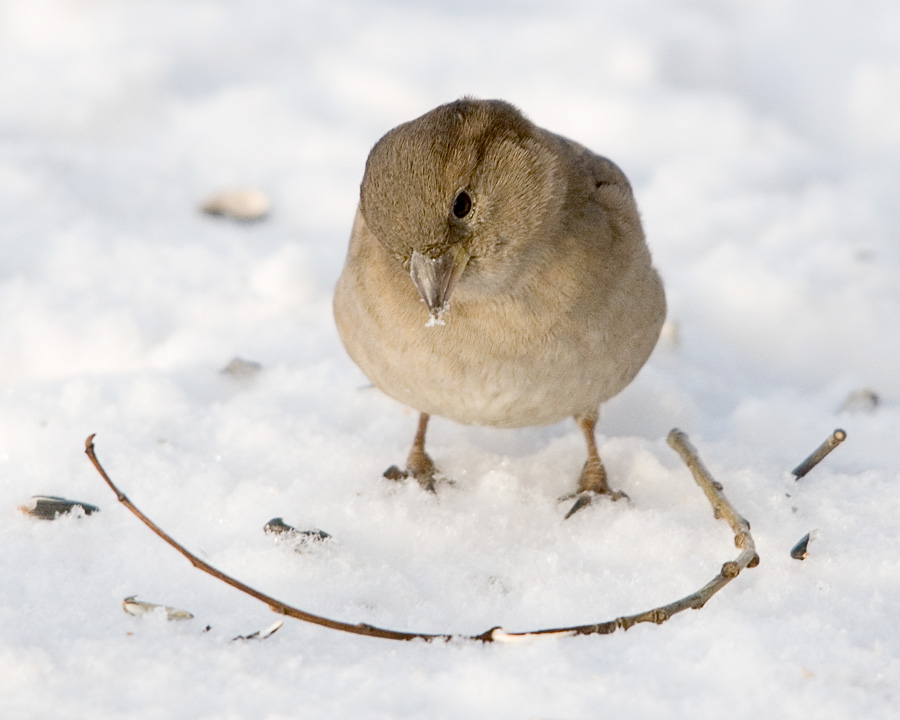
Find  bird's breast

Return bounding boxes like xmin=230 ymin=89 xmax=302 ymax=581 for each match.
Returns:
xmin=337 ymin=271 xmax=624 ymax=427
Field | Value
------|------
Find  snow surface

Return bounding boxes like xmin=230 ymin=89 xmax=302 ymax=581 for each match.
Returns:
xmin=2 ymin=1 xmax=900 ymax=718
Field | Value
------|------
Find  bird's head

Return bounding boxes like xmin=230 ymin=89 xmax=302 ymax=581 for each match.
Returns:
xmin=359 ymin=98 xmax=562 ymax=325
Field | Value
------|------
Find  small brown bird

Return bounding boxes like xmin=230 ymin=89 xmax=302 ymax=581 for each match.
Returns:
xmin=334 ymin=98 xmax=665 ymax=517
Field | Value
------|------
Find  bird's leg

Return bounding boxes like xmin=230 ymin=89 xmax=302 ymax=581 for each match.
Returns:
xmin=405 ymin=412 xmax=437 ymax=489
xmin=564 ymin=412 xmax=628 ymax=518
xmin=577 ymin=413 xmax=612 ymax=493
xmin=383 ymin=412 xmax=438 ymax=492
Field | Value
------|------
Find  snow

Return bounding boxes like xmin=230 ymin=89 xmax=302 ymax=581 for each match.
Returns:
xmin=2 ymin=0 xmax=899 ymax=718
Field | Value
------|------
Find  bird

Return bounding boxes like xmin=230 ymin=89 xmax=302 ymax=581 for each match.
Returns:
xmin=333 ymin=98 xmax=665 ymax=517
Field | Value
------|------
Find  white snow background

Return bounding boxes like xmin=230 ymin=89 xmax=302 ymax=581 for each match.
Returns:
xmin=2 ymin=1 xmax=899 ymax=718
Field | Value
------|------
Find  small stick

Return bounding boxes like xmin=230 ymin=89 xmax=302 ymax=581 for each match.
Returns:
xmin=792 ymin=429 xmax=847 ymax=479
xmin=85 ymin=430 xmax=757 ymax=643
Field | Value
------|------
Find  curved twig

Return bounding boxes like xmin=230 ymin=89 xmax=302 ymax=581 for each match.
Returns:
xmin=84 ymin=429 xmax=757 ymax=642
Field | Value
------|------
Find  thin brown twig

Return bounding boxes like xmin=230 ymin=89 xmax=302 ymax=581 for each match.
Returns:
xmin=85 ymin=429 xmax=758 ymax=643
xmin=792 ymin=428 xmax=847 ymax=479
xmin=84 ymin=434 xmax=436 ymax=642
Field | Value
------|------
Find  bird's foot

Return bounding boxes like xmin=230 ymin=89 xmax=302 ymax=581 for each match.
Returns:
xmin=560 ymin=459 xmax=628 ymax=518
xmin=383 ymin=447 xmax=441 ymax=493
xmin=382 ymin=466 xmax=444 ymax=493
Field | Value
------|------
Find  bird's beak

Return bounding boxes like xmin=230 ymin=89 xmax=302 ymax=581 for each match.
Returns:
xmin=409 ymin=245 xmax=470 ymax=326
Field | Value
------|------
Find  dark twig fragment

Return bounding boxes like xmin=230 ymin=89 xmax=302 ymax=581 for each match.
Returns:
xmin=85 ymin=430 xmax=757 ymax=643
xmin=264 ymin=517 xmax=331 ymax=549
xmin=793 ymin=429 xmax=847 ymax=479
xmin=20 ymin=495 xmax=99 ymax=520
xmin=233 ymin=620 xmax=283 ymax=641
xmin=790 ymin=531 xmax=815 ymax=560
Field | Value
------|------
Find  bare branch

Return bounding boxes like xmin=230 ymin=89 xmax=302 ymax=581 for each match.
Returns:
xmin=792 ymin=429 xmax=847 ymax=479
xmin=84 ymin=429 xmax=758 ymax=643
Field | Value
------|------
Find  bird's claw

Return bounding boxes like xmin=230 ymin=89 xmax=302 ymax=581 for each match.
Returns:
xmin=383 ymin=465 xmax=408 ymax=482
xmin=562 ymin=488 xmax=629 ymax=519
xmin=564 ymin=492 xmax=595 ymax=519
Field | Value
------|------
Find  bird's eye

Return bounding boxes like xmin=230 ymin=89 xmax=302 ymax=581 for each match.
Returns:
xmin=452 ymin=191 xmax=472 ymax=219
